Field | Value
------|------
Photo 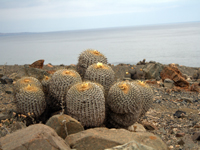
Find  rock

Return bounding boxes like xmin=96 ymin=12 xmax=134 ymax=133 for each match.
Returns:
xmin=105 ymin=140 xmax=156 ymax=150
xmin=176 ymin=133 xmax=185 ymax=137
xmin=0 ymin=113 xmax=11 ymax=121
xmin=46 ymin=114 xmax=84 ymax=139
xmin=181 ymin=97 xmax=193 ymax=103
xmin=65 ymin=127 xmax=168 ymax=150
xmin=129 ymin=67 xmax=145 ymax=80
xmin=0 ymin=76 xmax=13 ymax=84
xmin=163 ymin=78 xmax=174 ymax=88
xmin=136 ymin=59 xmax=146 ymax=65
xmin=173 ymin=110 xmax=186 ymax=118
xmin=178 ymin=134 xmax=197 ymax=149
xmin=24 ymin=64 xmax=49 ymax=81
xmin=5 ymin=86 xmax=13 ymax=94
xmin=192 ymin=131 xmax=200 ymax=141
xmin=0 ymin=66 xmax=3 ymax=78
xmin=160 ymin=65 xmax=189 ymax=88
xmin=142 ymin=122 xmax=158 ymax=130
xmin=190 ymin=83 xmax=199 ymax=92
xmin=0 ymin=124 xmax=71 ymax=150
xmin=128 ymin=123 xmax=146 ymax=132
xmin=29 ymin=59 xmax=44 ymax=69
xmin=143 ymin=63 xmax=164 ymax=80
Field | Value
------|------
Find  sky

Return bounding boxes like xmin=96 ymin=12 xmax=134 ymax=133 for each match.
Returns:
xmin=0 ymin=0 xmax=200 ymax=33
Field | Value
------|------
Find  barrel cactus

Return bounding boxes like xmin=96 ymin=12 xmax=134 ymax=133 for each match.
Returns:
xmin=133 ymin=81 xmax=154 ymax=118
xmin=15 ymin=84 xmax=46 ymax=118
xmin=106 ymin=81 xmax=143 ymax=128
xmin=48 ymin=69 xmax=82 ymax=111
xmin=66 ymin=81 xmax=105 ymax=127
xmin=14 ymin=77 xmax=42 ymax=95
xmin=77 ymin=49 xmax=107 ymax=78
xmin=84 ymin=62 xmax=115 ymax=94
xmin=41 ymin=75 xmax=51 ymax=95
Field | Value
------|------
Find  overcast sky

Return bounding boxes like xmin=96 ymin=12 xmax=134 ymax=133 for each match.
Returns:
xmin=0 ymin=0 xmax=200 ymax=33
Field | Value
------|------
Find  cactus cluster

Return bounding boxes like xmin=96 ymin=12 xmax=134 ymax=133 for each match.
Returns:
xmin=66 ymin=81 xmax=105 ymax=127
xmin=48 ymin=69 xmax=82 ymax=111
xmin=14 ymin=77 xmax=46 ymax=118
xmin=77 ymin=49 xmax=108 ymax=78
xmin=84 ymin=62 xmax=115 ymax=95
xmin=106 ymin=80 xmax=153 ymax=128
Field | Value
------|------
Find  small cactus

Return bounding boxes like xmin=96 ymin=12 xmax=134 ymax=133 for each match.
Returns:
xmin=15 ymin=84 xmax=46 ymax=118
xmin=77 ymin=49 xmax=107 ymax=78
xmin=84 ymin=62 xmax=115 ymax=95
xmin=66 ymin=81 xmax=105 ymax=127
xmin=48 ymin=69 xmax=82 ymax=111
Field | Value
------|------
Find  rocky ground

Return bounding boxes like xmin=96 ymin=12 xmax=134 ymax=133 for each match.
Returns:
xmin=0 ymin=60 xmax=200 ymax=150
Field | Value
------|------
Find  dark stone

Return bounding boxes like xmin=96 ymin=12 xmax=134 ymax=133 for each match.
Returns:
xmin=0 ymin=75 xmax=13 ymax=84
xmin=173 ymin=110 xmax=186 ymax=118
xmin=192 ymin=131 xmax=200 ymax=141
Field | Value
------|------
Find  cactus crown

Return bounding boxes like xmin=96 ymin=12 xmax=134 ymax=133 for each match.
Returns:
xmin=136 ymin=80 xmax=148 ymax=87
xmin=77 ymin=82 xmax=92 ymax=92
xmin=24 ymin=84 xmax=38 ymax=92
xmin=94 ymin=62 xmax=108 ymax=69
xmin=44 ymin=75 xmax=50 ymax=81
xmin=126 ymin=72 xmax=129 ymax=75
xmin=23 ymin=79 xmax=30 ymax=83
xmin=62 ymin=70 xmax=76 ymax=77
xmin=118 ymin=82 xmax=130 ymax=94
xmin=90 ymin=50 xmax=102 ymax=56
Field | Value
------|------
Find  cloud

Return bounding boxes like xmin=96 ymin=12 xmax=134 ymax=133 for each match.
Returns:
xmin=0 ymin=0 xmax=182 ymax=20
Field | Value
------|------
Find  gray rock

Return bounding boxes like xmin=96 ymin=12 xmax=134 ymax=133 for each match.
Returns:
xmin=143 ymin=63 xmax=164 ymax=79
xmin=65 ymin=127 xmax=168 ymax=150
xmin=0 ymin=124 xmax=71 ymax=150
xmin=105 ymin=140 xmax=156 ymax=150
xmin=178 ymin=134 xmax=198 ymax=149
xmin=192 ymin=131 xmax=200 ymax=141
xmin=163 ymin=78 xmax=174 ymax=88
xmin=24 ymin=65 xmax=49 ymax=81
xmin=46 ymin=114 xmax=84 ymax=139
xmin=181 ymin=97 xmax=193 ymax=103
xmin=0 ymin=76 xmax=13 ymax=84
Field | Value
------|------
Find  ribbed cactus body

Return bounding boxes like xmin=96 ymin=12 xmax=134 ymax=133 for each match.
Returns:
xmin=15 ymin=85 xmax=46 ymax=117
xmin=84 ymin=62 xmax=115 ymax=94
xmin=41 ymin=75 xmax=51 ymax=95
xmin=14 ymin=77 xmax=42 ymax=95
xmin=106 ymin=81 xmax=143 ymax=128
xmin=77 ymin=49 xmax=107 ymax=77
xmin=48 ymin=69 xmax=82 ymax=111
xmin=133 ymin=81 xmax=154 ymax=117
xmin=66 ymin=82 xmax=105 ymax=127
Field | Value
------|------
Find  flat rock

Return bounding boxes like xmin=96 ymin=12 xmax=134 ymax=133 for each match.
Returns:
xmin=0 ymin=124 xmax=71 ymax=150
xmin=105 ymin=140 xmax=156 ymax=150
xmin=46 ymin=114 xmax=84 ymax=139
xmin=65 ymin=127 xmax=168 ymax=150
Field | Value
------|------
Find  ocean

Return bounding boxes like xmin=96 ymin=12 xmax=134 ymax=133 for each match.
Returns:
xmin=0 ymin=22 xmax=200 ymax=67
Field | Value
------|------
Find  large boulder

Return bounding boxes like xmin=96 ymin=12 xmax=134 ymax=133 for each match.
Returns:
xmin=0 ymin=124 xmax=71 ymax=150
xmin=65 ymin=127 xmax=168 ymax=150
xmin=46 ymin=114 xmax=84 ymax=139
xmin=143 ymin=63 xmax=164 ymax=80
xmin=160 ymin=65 xmax=189 ymax=88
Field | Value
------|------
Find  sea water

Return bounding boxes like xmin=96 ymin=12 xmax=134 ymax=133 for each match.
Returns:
xmin=0 ymin=22 xmax=200 ymax=67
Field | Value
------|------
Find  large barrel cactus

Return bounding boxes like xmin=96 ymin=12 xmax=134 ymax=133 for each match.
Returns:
xmin=66 ymin=81 xmax=105 ymax=127
xmin=106 ymin=81 xmax=143 ymax=128
xmin=77 ymin=49 xmax=108 ymax=78
xmin=14 ymin=77 xmax=42 ymax=95
xmin=15 ymin=84 xmax=46 ymax=118
xmin=84 ymin=62 xmax=115 ymax=94
xmin=48 ymin=69 xmax=82 ymax=111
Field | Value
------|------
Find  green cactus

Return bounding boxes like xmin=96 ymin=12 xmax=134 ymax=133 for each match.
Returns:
xmin=41 ymin=75 xmax=51 ymax=95
xmin=66 ymin=81 xmax=105 ymax=127
xmin=15 ymin=84 xmax=46 ymax=118
xmin=84 ymin=62 xmax=115 ymax=95
xmin=77 ymin=49 xmax=107 ymax=78
xmin=48 ymin=69 xmax=82 ymax=111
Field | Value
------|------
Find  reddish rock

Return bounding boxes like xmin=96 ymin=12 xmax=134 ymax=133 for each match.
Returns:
xmin=29 ymin=59 xmax=44 ymax=69
xmin=176 ymin=133 xmax=185 ymax=137
xmin=0 ymin=124 xmax=71 ymax=150
xmin=65 ymin=127 xmax=168 ymax=150
xmin=190 ymin=83 xmax=199 ymax=92
xmin=46 ymin=70 xmax=56 ymax=74
xmin=160 ymin=65 xmax=189 ymax=88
